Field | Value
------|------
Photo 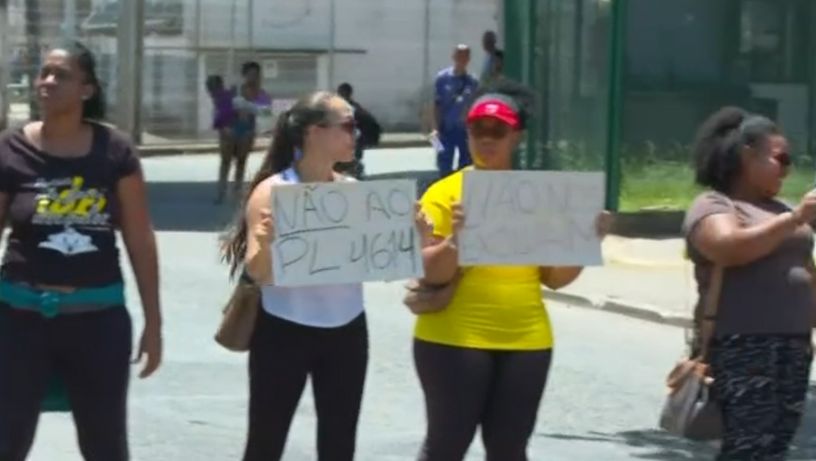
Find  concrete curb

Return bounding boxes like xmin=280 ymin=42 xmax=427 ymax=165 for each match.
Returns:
xmin=137 ymin=137 xmax=429 ymax=158
xmin=544 ymin=288 xmax=693 ymax=329
xmin=603 ymin=254 xmax=687 ymax=271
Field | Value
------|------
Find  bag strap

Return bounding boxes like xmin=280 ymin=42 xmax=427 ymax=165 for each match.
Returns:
xmin=239 ymin=268 xmax=257 ymax=286
xmin=697 ymin=265 xmax=724 ymax=363
xmin=695 ymin=193 xmax=737 ymax=363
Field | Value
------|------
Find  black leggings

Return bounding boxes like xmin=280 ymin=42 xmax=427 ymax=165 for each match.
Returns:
xmin=414 ymin=339 xmax=552 ymax=461
xmin=0 ymin=306 xmax=132 ymax=461
xmin=243 ymin=311 xmax=369 ymax=461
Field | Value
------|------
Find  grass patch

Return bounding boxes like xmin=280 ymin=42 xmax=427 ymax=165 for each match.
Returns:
xmin=619 ymin=162 xmax=815 ymax=212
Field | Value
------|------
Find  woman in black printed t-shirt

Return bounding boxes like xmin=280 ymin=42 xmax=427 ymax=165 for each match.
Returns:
xmin=0 ymin=42 xmax=162 ymax=461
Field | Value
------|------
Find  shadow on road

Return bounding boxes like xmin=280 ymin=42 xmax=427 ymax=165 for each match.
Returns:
xmin=617 ymin=389 xmax=815 ymax=460
xmin=146 ymin=181 xmax=239 ymax=233
xmin=541 ymin=385 xmax=816 ymax=460
xmin=145 ymin=170 xmax=439 ymax=233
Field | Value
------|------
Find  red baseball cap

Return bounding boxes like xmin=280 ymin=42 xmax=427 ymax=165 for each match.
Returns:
xmin=466 ymin=96 xmax=521 ymax=129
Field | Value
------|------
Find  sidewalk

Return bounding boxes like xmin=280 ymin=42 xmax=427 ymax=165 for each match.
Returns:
xmin=548 ymin=237 xmax=697 ymax=328
xmin=551 ymin=237 xmax=816 ymax=329
xmin=138 ymin=132 xmax=428 ymax=157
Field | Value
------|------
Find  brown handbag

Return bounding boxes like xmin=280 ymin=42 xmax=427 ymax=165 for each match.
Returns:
xmin=403 ymin=272 xmax=461 ymax=315
xmin=659 ymin=265 xmax=724 ymax=440
xmin=215 ymin=273 xmax=261 ymax=352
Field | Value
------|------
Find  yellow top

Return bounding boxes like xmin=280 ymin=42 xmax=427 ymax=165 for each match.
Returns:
xmin=415 ymin=169 xmax=554 ymax=350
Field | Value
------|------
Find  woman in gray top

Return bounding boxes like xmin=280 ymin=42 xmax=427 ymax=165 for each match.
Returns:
xmin=684 ymin=106 xmax=816 ymax=460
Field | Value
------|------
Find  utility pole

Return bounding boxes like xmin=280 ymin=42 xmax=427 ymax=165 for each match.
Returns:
xmin=328 ymin=0 xmax=336 ymax=88
xmin=116 ymin=0 xmax=144 ymax=141
xmin=63 ymin=0 xmax=76 ymax=39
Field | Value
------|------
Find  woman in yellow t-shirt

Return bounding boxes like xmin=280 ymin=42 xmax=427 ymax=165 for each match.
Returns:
xmin=414 ymin=81 xmax=612 ymax=461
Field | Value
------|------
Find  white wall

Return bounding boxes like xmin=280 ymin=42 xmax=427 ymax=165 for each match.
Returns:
xmin=197 ymin=0 xmax=500 ymax=131
xmin=3 ymin=0 xmax=501 ymax=136
xmin=331 ymin=0 xmax=500 ymax=130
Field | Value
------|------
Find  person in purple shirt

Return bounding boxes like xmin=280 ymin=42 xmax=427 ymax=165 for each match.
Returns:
xmin=207 ymin=75 xmax=237 ymax=195
xmin=206 ymin=75 xmax=235 ymax=132
xmin=433 ymin=45 xmax=479 ymax=178
xmin=206 ymin=63 xmax=272 ymax=204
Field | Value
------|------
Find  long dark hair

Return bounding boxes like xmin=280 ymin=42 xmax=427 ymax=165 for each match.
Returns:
xmin=56 ymin=41 xmax=106 ymax=120
xmin=221 ymin=90 xmax=338 ymax=277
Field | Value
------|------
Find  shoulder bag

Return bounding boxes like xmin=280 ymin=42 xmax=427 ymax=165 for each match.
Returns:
xmin=658 ymin=264 xmax=724 ymax=440
xmin=215 ymin=271 xmax=261 ymax=352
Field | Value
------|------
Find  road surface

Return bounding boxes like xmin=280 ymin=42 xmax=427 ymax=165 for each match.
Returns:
xmin=24 ymin=148 xmax=816 ymax=460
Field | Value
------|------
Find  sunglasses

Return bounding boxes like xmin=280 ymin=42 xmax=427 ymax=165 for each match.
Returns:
xmin=322 ymin=119 xmax=357 ymax=137
xmin=773 ymin=152 xmax=791 ymax=167
xmin=467 ymin=120 xmax=514 ymax=140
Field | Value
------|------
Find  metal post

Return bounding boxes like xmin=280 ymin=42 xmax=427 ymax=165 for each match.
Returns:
xmin=248 ymin=0 xmax=254 ymax=52
xmin=228 ymin=0 xmax=236 ymax=83
xmin=503 ymin=1 xmax=523 ymax=83
xmin=25 ymin=0 xmax=42 ymax=121
xmin=63 ymin=0 xmax=76 ymax=39
xmin=421 ymin=0 xmax=430 ymax=90
xmin=808 ymin=2 xmax=816 ymax=164
xmin=328 ymin=0 xmax=336 ymax=89
xmin=0 ymin=0 xmax=8 ymax=130
xmin=603 ymin=0 xmax=627 ymax=211
xmin=116 ymin=0 xmax=144 ymax=142
xmin=194 ymin=0 xmax=201 ymax=50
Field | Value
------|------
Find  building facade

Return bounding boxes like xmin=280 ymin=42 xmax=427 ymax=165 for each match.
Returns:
xmin=1 ymin=0 xmax=501 ymax=140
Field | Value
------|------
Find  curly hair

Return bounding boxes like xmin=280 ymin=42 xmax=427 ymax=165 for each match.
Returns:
xmin=693 ymin=106 xmax=779 ymax=193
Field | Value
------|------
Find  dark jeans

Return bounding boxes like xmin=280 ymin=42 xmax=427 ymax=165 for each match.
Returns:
xmin=0 ymin=305 xmax=132 ymax=461
xmin=437 ymin=127 xmax=471 ymax=178
xmin=243 ymin=311 xmax=369 ymax=461
xmin=413 ymin=339 xmax=552 ymax=461
xmin=711 ymin=334 xmax=813 ymax=461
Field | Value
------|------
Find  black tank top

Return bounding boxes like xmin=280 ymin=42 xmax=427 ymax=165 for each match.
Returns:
xmin=0 ymin=123 xmax=140 ymax=287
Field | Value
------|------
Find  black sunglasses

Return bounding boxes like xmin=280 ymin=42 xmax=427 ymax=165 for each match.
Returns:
xmin=773 ymin=152 xmax=791 ymax=167
xmin=320 ymin=119 xmax=357 ymax=137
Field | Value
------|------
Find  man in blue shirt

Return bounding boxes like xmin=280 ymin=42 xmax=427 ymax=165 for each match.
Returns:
xmin=434 ymin=44 xmax=479 ymax=177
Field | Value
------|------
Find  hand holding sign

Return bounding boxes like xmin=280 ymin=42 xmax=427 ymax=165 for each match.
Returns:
xmin=253 ymin=209 xmax=276 ymax=244
xmin=595 ymin=211 xmax=614 ymax=239
xmin=414 ymin=203 xmax=435 ymax=247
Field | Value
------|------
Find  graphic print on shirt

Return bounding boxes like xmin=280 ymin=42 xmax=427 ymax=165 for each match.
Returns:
xmin=38 ymin=226 xmax=99 ymax=255
xmin=29 ymin=176 xmax=110 ymax=256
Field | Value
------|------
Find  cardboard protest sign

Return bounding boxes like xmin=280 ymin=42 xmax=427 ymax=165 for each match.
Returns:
xmin=272 ymin=179 xmax=423 ymax=286
xmin=459 ymin=170 xmax=605 ymax=266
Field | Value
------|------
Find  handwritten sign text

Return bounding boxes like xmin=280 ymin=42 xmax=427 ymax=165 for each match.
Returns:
xmin=459 ymin=170 xmax=605 ymax=266
xmin=272 ymin=180 xmax=423 ymax=286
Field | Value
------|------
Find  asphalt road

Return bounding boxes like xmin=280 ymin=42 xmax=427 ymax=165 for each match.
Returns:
xmin=24 ymin=148 xmax=816 ymax=460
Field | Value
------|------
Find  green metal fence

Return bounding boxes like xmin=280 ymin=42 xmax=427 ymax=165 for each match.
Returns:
xmin=507 ymin=0 xmax=816 ymax=212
